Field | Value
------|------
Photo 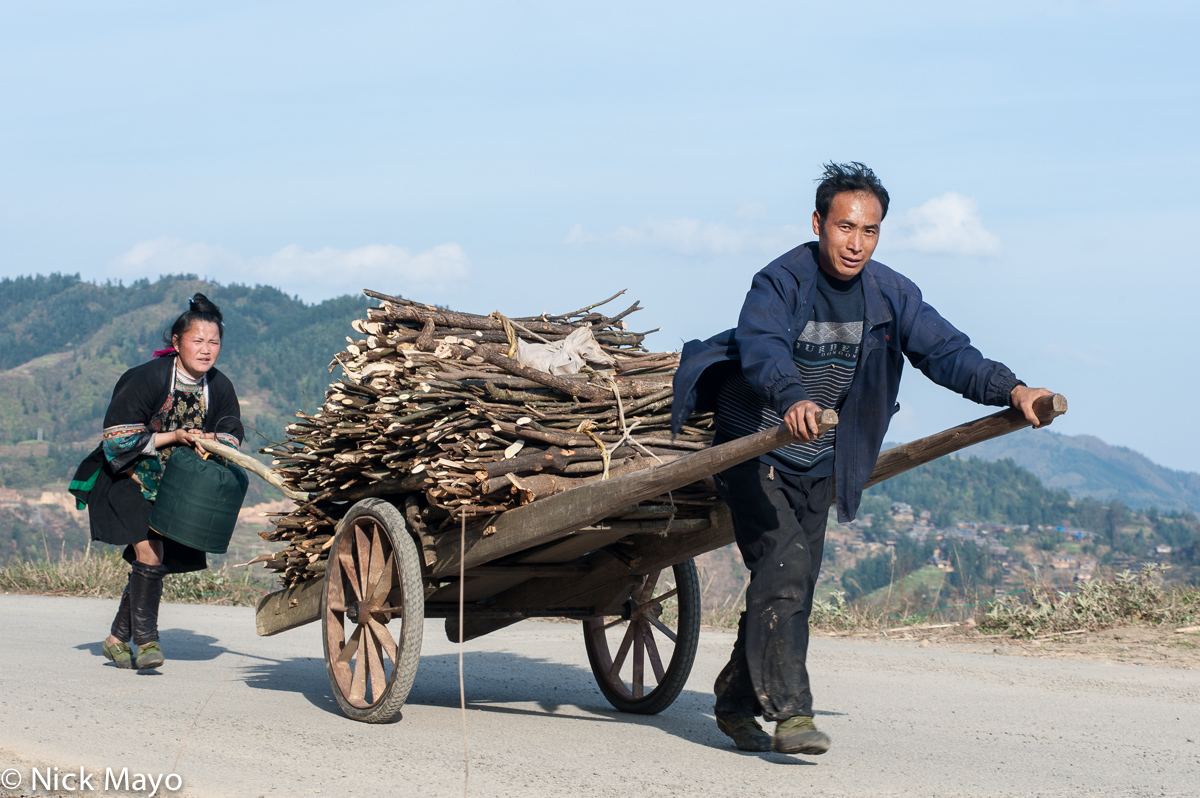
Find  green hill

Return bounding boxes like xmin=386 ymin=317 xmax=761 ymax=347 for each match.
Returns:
xmin=0 ymin=273 xmax=367 ymax=454
xmin=956 ymin=430 xmax=1200 ymax=514
xmin=863 ymin=456 xmax=1074 ymax=529
xmin=855 ymin=455 xmax=1200 ymax=589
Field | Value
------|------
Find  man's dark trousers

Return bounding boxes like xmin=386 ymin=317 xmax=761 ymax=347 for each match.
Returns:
xmin=713 ymin=458 xmax=834 ymax=721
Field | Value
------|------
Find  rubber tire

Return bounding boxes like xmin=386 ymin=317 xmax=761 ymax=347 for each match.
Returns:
xmin=321 ymin=498 xmax=424 ymax=723
xmin=583 ymin=558 xmax=701 ymax=715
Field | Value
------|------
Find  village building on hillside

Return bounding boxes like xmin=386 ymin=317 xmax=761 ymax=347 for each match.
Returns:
xmin=890 ymin=502 xmax=914 ymax=524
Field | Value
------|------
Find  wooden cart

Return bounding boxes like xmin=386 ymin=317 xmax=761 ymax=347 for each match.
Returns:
xmin=209 ymin=394 xmax=1066 ymax=723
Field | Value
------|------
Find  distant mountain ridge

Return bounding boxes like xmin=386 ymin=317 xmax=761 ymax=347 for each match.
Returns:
xmin=948 ymin=429 xmax=1200 ymax=514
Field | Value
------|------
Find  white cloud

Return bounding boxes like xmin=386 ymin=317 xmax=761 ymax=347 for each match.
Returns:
xmin=569 ymin=194 xmax=1000 ymax=261
xmin=734 ymin=201 xmax=768 ymax=220
xmin=109 ymin=238 xmax=471 ymax=303
xmin=567 ymin=218 xmax=804 ymax=257
xmin=564 ymin=223 xmax=596 ymax=245
xmin=889 ymin=192 xmax=1001 ymax=257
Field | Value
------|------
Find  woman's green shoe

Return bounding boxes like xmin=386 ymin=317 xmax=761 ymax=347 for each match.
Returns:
xmin=134 ymin=641 xmax=165 ymax=670
xmin=101 ymin=640 xmax=134 ymax=669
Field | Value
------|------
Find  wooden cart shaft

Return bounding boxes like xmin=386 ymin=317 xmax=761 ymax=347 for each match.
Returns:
xmin=250 ymin=394 xmax=1066 ymax=637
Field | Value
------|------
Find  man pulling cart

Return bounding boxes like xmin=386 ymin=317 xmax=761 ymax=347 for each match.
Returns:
xmin=670 ymin=162 xmax=1056 ymax=754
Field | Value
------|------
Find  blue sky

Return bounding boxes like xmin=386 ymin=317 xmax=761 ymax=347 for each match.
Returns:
xmin=2 ymin=2 xmax=1197 ymax=472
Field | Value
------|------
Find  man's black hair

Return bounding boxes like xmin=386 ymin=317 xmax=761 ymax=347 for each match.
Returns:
xmin=814 ymin=162 xmax=890 ymax=221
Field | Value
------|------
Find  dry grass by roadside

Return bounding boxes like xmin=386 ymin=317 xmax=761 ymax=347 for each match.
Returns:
xmin=704 ymin=565 xmax=1200 ymax=646
xmin=0 ymin=551 xmax=269 ymax=607
xmin=979 ymin=564 xmax=1199 ymax=637
xmin=798 ymin=567 xmax=1200 ymax=670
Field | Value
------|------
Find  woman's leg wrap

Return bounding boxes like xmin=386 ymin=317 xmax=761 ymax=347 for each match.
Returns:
xmin=109 ymin=573 xmax=133 ymax=642
xmin=129 ymin=561 xmax=168 ymax=646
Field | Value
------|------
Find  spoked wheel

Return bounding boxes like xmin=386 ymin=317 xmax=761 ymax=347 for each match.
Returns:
xmin=583 ymin=559 xmax=700 ymax=714
xmin=322 ymin=498 xmax=424 ymax=723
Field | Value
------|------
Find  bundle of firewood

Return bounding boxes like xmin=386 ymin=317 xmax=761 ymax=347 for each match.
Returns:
xmin=253 ymin=290 xmax=716 ymax=586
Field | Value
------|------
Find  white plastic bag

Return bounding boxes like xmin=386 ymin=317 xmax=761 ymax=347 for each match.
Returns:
xmin=514 ymin=326 xmax=615 ymax=376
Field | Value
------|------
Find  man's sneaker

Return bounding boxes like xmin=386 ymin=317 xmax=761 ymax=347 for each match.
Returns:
xmin=101 ymin=640 xmax=133 ymax=669
xmin=134 ymin=641 xmax=165 ymax=670
xmin=717 ymin=715 xmax=772 ymax=752
xmin=772 ymin=715 xmax=831 ymax=755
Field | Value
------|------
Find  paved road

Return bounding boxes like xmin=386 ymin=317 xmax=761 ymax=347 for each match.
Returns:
xmin=1 ymin=595 xmax=1197 ymax=798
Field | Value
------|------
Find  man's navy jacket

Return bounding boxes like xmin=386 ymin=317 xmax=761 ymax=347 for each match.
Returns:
xmin=670 ymin=242 xmax=1022 ymax=522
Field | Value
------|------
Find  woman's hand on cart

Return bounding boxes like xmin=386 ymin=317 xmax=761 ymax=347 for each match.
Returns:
xmin=158 ymin=428 xmax=216 ymax=457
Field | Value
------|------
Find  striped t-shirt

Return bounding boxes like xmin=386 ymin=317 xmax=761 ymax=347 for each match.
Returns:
xmin=716 ymin=267 xmax=865 ymax=476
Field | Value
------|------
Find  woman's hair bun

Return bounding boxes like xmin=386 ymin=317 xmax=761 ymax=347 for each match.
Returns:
xmin=165 ymin=291 xmax=226 ymax=346
xmin=187 ymin=292 xmax=223 ymax=322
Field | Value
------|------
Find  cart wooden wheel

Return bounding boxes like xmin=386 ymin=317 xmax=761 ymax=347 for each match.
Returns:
xmin=321 ymin=498 xmax=424 ymax=723
xmin=583 ymin=559 xmax=700 ymax=715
